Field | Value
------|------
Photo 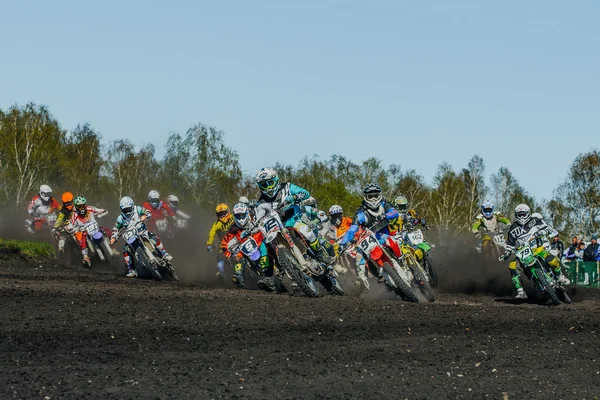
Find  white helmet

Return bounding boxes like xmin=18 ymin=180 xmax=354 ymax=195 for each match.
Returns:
xmin=232 ymin=202 xmax=250 ymax=228
xmin=531 ymin=212 xmax=543 ymax=220
xmin=39 ymin=184 xmax=52 ymax=202
xmin=167 ymin=194 xmax=179 ymax=207
xmin=514 ymin=204 xmax=531 ymax=226
xmin=120 ymin=196 xmax=135 ymax=218
xmin=255 ymin=167 xmax=280 ymax=197
xmin=148 ymin=190 xmax=160 ymax=208
xmin=238 ymin=196 xmax=249 ymax=205
xmin=328 ymin=205 xmax=344 ymax=227
xmin=363 ymin=183 xmax=383 ymax=210
xmin=317 ymin=210 xmax=329 ymax=223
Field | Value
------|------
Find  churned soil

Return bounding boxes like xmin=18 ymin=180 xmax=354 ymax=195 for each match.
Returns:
xmin=1 ymin=256 xmax=600 ymax=400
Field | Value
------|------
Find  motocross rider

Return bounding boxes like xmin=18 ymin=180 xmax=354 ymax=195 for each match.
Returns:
xmin=142 ymin=190 xmax=177 ymax=234
xmin=66 ymin=196 xmax=109 ymax=266
xmin=220 ymin=202 xmax=278 ymax=291
xmin=340 ymin=184 xmax=400 ymax=283
xmin=498 ymin=204 xmax=570 ymax=299
xmin=392 ymin=195 xmax=427 ymax=262
xmin=26 ymin=184 xmax=61 ymax=234
xmin=254 ymin=167 xmax=332 ymax=265
xmin=392 ymin=195 xmax=428 ymax=231
xmin=167 ymin=194 xmax=191 ymax=220
xmin=471 ymin=200 xmax=511 ymax=250
xmin=52 ymin=192 xmax=76 ymax=253
xmin=207 ymin=203 xmax=234 ymax=281
xmin=329 ymin=204 xmax=368 ymax=287
xmin=109 ymin=196 xmax=173 ymax=278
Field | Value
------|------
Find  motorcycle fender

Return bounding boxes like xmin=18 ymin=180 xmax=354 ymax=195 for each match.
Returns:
xmin=418 ymin=242 xmax=431 ymax=252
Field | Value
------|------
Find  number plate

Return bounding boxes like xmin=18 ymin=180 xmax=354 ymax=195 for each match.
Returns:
xmin=515 ymin=245 xmax=534 ymax=263
xmin=123 ymin=228 xmax=137 ymax=241
xmin=263 ymin=216 xmax=281 ymax=233
xmin=493 ymin=233 xmax=505 ymax=245
xmin=156 ymin=219 xmax=168 ymax=231
xmin=241 ymin=238 xmax=259 ymax=255
xmin=85 ymin=221 xmax=99 ymax=234
xmin=407 ymin=229 xmax=424 ymax=245
xmin=357 ymin=233 xmax=379 ymax=256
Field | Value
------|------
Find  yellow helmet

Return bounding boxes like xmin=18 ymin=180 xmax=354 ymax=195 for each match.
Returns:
xmin=215 ymin=203 xmax=231 ymax=222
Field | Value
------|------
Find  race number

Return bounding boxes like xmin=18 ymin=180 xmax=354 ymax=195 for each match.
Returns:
xmin=263 ymin=217 xmax=280 ymax=233
xmin=357 ymin=234 xmax=379 ymax=254
xmin=84 ymin=221 xmax=99 ymax=234
xmin=493 ymin=233 xmax=505 ymax=245
xmin=407 ymin=229 xmax=424 ymax=245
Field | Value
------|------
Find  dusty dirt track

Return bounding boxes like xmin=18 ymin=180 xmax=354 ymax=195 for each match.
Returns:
xmin=1 ymin=254 xmax=600 ymax=400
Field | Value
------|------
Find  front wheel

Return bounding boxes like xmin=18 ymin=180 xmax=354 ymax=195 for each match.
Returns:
xmin=533 ymin=267 xmax=560 ymax=305
xmin=423 ymin=254 xmax=439 ymax=288
xmin=135 ymin=246 xmax=162 ymax=281
xmin=277 ymin=247 xmax=318 ymax=297
xmin=382 ymin=262 xmax=418 ymax=303
xmin=409 ymin=263 xmax=435 ymax=302
xmin=319 ymin=270 xmax=345 ymax=296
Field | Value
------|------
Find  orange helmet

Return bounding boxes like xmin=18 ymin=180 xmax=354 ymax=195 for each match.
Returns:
xmin=62 ymin=192 xmax=74 ymax=211
xmin=215 ymin=203 xmax=231 ymax=222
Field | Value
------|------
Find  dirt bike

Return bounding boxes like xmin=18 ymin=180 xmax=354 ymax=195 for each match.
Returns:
xmin=479 ymin=230 xmax=506 ymax=258
xmin=26 ymin=213 xmax=57 ymax=239
xmin=226 ymin=233 xmax=285 ymax=292
xmin=249 ymin=209 xmax=321 ymax=297
xmin=121 ymin=220 xmax=178 ymax=281
xmin=349 ymin=221 xmax=433 ymax=302
xmin=80 ymin=217 xmax=119 ymax=269
xmin=404 ymin=228 xmax=439 ymax=288
xmin=512 ymin=227 xmax=571 ymax=305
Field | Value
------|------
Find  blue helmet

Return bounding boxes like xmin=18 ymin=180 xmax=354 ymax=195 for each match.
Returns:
xmin=481 ymin=200 xmax=494 ymax=219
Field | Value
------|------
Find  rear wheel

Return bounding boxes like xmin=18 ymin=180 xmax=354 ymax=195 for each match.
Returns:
xmin=277 ymin=247 xmax=318 ymax=297
xmin=409 ymin=262 xmax=435 ymax=302
xmin=382 ymin=262 xmax=418 ymax=302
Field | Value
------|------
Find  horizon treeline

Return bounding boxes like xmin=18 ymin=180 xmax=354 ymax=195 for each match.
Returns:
xmin=1 ymin=103 xmax=598 ymax=242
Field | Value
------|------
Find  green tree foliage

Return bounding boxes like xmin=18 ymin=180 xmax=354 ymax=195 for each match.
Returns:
xmin=549 ymin=150 xmax=600 ymax=238
xmin=0 ymin=102 xmax=590 ymax=241
xmin=0 ymin=103 xmax=63 ymax=209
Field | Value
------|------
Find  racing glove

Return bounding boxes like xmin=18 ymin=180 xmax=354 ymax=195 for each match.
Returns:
xmin=474 ymin=232 xmax=482 ymax=240
xmin=498 ymin=251 xmax=511 ymax=262
xmin=207 ymin=245 xmax=214 ymax=252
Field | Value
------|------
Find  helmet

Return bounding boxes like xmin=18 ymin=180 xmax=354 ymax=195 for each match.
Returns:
xmin=481 ymin=200 xmax=494 ymax=219
xmin=255 ymin=167 xmax=280 ymax=197
xmin=514 ymin=204 xmax=531 ymax=226
xmin=119 ymin=196 xmax=135 ymax=218
xmin=328 ymin=204 xmax=344 ymax=227
xmin=317 ymin=210 xmax=329 ymax=223
xmin=39 ymin=184 xmax=52 ymax=202
xmin=363 ymin=183 xmax=383 ymax=210
xmin=61 ymin=192 xmax=74 ymax=211
xmin=393 ymin=195 xmax=408 ymax=213
xmin=167 ymin=194 xmax=179 ymax=208
xmin=74 ymin=196 xmax=87 ymax=217
xmin=215 ymin=203 xmax=231 ymax=222
xmin=232 ymin=202 xmax=250 ymax=228
xmin=148 ymin=190 xmax=160 ymax=208
xmin=531 ymin=212 xmax=543 ymax=220
xmin=238 ymin=196 xmax=250 ymax=205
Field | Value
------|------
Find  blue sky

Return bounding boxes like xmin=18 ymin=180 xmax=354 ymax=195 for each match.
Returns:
xmin=2 ymin=0 xmax=598 ymax=201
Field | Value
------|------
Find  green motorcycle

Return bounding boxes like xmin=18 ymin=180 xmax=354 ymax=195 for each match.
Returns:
xmin=513 ymin=228 xmax=571 ymax=305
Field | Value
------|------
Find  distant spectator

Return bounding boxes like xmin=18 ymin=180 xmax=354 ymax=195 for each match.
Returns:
xmin=583 ymin=235 xmax=600 ymax=261
xmin=565 ymin=236 xmax=579 ymax=259
xmin=575 ymin=241 xmax=586 ymax=261
xmin=550 ymin=235 xmax=564 ymax=260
